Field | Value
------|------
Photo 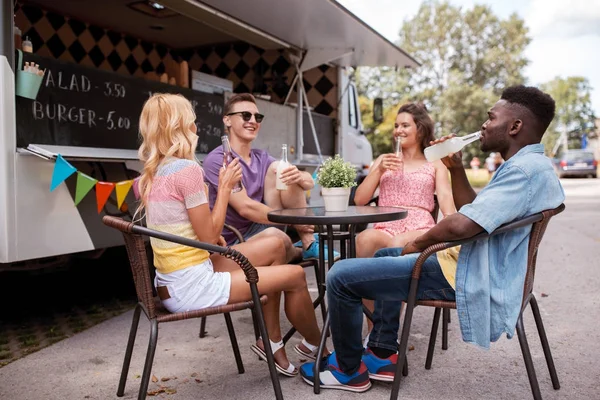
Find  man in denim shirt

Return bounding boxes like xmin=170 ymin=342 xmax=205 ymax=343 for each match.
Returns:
xmin=300 ymin=85 xmax=565 ymax=392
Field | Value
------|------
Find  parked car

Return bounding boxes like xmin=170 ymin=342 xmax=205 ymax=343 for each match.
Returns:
xmin=554 ymin=150 xmax=597 ymax=178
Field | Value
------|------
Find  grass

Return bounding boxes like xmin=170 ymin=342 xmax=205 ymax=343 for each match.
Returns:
xmin=18 ymin=334 xmax=39 ymax=349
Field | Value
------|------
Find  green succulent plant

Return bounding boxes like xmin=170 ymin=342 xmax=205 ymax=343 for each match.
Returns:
xmin=316 ymin=155 xmax=358 ymax=189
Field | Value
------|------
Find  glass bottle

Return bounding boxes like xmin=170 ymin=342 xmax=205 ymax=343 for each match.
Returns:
xmin=221 ymin=135 xmax=243 ymax=193
xmin=394 ymin=135 xmax=404 ymax=174
xmin=424 ymin=131 xmax=481 ymax=162
xmin=276 ymin=144 xmax=290 ymax=190
xmin=22 ymin=36 xmax=32 ymax=53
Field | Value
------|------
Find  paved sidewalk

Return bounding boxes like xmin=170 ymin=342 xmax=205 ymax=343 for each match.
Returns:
xmin=1 ymin=203 xmax=599 ymax=399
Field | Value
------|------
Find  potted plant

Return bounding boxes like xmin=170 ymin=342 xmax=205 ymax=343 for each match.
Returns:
xmin=316 ymin=154 xmax=357 ymax=212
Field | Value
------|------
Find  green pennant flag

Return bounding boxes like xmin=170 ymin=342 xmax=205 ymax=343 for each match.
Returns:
xmin=74 ymin=172 xmax=98 ymax=206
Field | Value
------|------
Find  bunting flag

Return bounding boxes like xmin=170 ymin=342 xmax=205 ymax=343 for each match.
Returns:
xmin=96 ymin=182 xmax=116 ymax=213
xmin=115 ymin=180 xmax=134 ymax=209
xmin=74 ymin=172 xmax=98 ymax=205
xmin=48 ymin=154 xmax=135 ymax=213
xmin=50 ymin=154 xmax=77 ymax=191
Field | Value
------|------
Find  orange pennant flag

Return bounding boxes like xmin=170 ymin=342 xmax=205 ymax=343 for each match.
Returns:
xmin=115 ymin=180 xmax=134 ymax=209
xmin=96 ymin=181 xmax=115 ymax=213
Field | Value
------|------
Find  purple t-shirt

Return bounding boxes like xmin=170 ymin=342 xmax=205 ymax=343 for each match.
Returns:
xmin=203 ymin=145 xmax=275 ymax=244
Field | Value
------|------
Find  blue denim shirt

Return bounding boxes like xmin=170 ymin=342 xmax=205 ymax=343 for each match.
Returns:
xmin=457 ymin=144 xmax=564 ymax=349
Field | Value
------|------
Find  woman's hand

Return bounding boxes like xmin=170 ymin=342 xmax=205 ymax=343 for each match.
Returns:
xmin=217 ymin=235 xmax=227 ymax=247
xmin=400 ymin=241 xmax=421 ymax=255
xmin=429 ymin=134 xmax=463 ymax=170
xmin=218 ymin=158 xmax=243 ymax=191
xmin=377 ymin=153 xmax=403 ymax=174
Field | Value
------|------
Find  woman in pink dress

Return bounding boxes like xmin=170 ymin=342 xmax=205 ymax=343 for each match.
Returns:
xmin=354 ymin=103 xmax=456 ymax=258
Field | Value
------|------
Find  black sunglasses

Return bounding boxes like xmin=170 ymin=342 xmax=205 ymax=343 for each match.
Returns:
xmin=226 ymin=111 xmax=265 ymax=123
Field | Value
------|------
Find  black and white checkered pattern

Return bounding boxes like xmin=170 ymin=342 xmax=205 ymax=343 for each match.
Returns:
xmin=16 ymin=2 xmax=338 ymax=117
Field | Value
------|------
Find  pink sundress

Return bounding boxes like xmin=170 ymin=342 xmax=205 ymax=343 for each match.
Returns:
xmin=373 ymin=162 xmax=436 ymax=236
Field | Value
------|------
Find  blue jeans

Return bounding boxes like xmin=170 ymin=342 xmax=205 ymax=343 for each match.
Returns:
xmin=326 ymin=247 xmax=455 ymax=374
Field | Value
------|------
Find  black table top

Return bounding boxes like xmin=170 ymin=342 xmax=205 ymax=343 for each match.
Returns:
xmin=267 ymin=206 xmax=408 ymax=225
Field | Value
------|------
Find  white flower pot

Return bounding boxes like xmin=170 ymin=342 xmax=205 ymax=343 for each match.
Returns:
xmin=321 ymin=187 xmax=351 ymax=212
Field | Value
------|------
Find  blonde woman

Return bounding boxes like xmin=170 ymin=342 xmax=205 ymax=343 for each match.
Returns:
xmin=136 ymin=93 xmax=325 ymax=376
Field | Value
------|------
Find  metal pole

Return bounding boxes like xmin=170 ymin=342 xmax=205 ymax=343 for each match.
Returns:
xmin=0 ymin=0 xmax=14 ymax=71
xmin=296 ymin=63 xmax=304 ymax=162
xmin=300 ymin=77 xmax=323 ymax=163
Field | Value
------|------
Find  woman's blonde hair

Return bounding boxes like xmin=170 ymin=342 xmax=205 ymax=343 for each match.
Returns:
xmin=135 ymin=93 xmax=197 ymax=219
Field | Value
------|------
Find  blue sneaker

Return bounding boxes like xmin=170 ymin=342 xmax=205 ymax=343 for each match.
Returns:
xmin=293 ymin=233 xmax=318 ymax=247
xmin=300 ymin=352 xmax=371 ymax=393
xmin=362 ymin=348 xmax=398 ymax=382
xmin=302 ymin=241 xmax=340 ymax=261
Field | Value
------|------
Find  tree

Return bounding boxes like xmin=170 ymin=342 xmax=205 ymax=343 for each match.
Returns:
xmin=355 ymin=67 xmax=411 ymax=111
xmin=540 ymin=76 xmax=596 ymax=155
xmin=357 ymin=1 xmax=532 ymax=162
xmin=398 ymin=1 xmax=530 ymax=136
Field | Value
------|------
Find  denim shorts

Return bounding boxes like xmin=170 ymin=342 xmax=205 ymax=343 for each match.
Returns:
xmin=230 ymin=222 xmax=282 ymax=245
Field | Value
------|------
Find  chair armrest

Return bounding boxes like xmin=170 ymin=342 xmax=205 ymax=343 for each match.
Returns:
xmin=102 ymin=216 xmax=259 ymax=284
xmin=410 ymin=204 xmax=565 ymax=279
xmin=224 ymin=224 xmax=245 ymax=243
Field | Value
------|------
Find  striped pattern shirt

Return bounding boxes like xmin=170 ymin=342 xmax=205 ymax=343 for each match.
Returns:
xmin=146 ymin=158 xmax=209 ymax=274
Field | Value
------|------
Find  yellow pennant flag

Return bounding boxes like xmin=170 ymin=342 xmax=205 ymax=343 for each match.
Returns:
xmin=115 ymin=180 xmax=134 ymax=209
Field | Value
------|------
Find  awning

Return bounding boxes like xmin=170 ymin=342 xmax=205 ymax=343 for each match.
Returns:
xmin=197 ymin=0 xmax=420 ymax=69
xmin=20 ymin=144 xmax=140 ymax=162
xmin=158 ymin=0 xmax=295 ymax=50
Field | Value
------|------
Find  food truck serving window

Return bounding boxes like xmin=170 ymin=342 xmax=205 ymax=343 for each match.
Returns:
xmin=16 ymin=53 xmax=224 ymax=159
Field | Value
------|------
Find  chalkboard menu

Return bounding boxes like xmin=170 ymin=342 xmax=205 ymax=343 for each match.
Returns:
xmin=15 ymin=53 xmax=224 ymax=154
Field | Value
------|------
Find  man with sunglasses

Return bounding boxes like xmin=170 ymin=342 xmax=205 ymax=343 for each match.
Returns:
xmin=203 ymin=93 xmax=335 ymax=262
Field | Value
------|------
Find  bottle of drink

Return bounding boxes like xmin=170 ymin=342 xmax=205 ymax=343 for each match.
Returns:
xmin=394 ymin=135 xmax=404 ymax=174
xmin=22 ymin=36 xmax=32 ymax=53
xmin=276 ymin=144 xmax=290 ymax=191
xmin=424 ymin=131 xmax=482 ymax=162
xmin=221 ymin=135 xmax=243 ymax=193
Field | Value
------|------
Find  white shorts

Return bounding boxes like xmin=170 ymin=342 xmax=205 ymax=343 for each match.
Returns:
xmin=154 ymin=258 xmax=231 ymax=313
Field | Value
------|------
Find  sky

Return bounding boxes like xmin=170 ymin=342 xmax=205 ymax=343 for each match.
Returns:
xmin=337 ymin=0 xmax=600 ymax=116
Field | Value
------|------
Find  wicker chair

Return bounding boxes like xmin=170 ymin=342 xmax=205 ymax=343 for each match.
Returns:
xmin=199 ymin=224 xmax=322 ymax=344
xmin=102 ymin=216 xmax=283 ymax=400
xmin=389 ymin=204 xmax=565 ymax=400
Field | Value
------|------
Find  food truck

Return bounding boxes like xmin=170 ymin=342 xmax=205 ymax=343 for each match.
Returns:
xmin=0 ymin=0 xmax=419 ymax=268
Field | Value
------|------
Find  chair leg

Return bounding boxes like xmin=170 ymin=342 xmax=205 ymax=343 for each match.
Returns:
xmin=425 ymin=308 xmax=441 ymax=370
xmin=117 ymin=304 xmax=142 ymax=397
xmin=318 ymin=234 xmax=328 ymax=322
xmin=390 ymin=278 xmax=419 ymax=400
xmin=442 ymin=308 xmax=449 ymax=350
xmin=283 ymin=295 xmax=321 ymax=344
xmin=252 ymin=309 xmax=260 ymax=341
xmin=224 ymin=313 xmax=244 ymax=374
xmin=199 ymin=316 xmax=207 ymax=338
xmin=313 ymin=311 xmax=331 ymax=394
xmin=251 ymin=285 xmax=283 ymax=400
xmin=516 ymin=314 xmax=543 ymax=400
xmin=530 ymin=296 xmax=560 ymax=390
xmin=138 ymin=320 xmax=159 ymax=400
xmin=283 ymin=263 xmax=322 ymax=344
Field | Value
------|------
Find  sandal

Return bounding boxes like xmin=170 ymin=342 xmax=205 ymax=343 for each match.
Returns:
xmin=251 ymin=337 xmax=298 ymax=377
xmin=293 ymin=338 xmax=323 ymax=361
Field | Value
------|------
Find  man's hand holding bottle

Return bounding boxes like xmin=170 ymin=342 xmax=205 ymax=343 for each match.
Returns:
xmin=428 ymin=134 xmax=464 ymax=170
